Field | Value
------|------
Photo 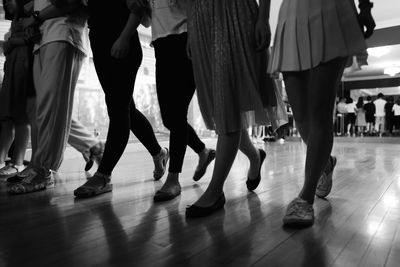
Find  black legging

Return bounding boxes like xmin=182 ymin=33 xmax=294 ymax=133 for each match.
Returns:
xmin=153 ymin=33 xmax=205 ymax=173
xmin=90 ymin=31 xmax=161 ymax=175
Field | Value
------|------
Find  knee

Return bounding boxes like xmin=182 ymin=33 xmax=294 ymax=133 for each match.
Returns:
xmin=105 ymin=97 xmax=130 ymax=118
xmin=161 ymin=113 xmax=186 ymax=132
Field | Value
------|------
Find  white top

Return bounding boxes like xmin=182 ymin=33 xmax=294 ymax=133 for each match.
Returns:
xmin=337 ymin=102 xmax=347 ymax=114
xmin=128 ymin=0 xmax=187 ymax=43
xmin=393 ymin=104 xmax=400 ymax=116
xmin=346 ymin=102 xmax=357 ymax=114
xmin=34 ymin=0 xmax=89 ymax=55
xmin=374 ymin=98 xmax=387 ymax=117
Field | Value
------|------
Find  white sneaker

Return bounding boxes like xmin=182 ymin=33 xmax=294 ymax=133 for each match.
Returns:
xmin=283 ymin=198 xmax=314 ymax=227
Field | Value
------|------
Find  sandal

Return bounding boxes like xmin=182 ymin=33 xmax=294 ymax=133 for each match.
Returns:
xmin=316 ymin=156 xmax=337 ymax=198
xmin=7 ymin=167 xmax=51 ymax=194
xmin=74 ymin=172 xmax=112 ymax=198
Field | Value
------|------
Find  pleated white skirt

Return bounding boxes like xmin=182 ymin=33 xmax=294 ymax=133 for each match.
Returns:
xmin=269 ymin=0 xmax=367 ymax=73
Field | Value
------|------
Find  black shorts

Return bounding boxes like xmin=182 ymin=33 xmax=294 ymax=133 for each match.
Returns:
xmin=347 ymin=113 xmax=356 ymax=124
xmin=366 ymin=114 xmax=375 ymax=123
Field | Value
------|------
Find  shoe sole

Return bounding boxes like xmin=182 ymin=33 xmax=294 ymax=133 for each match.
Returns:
xmin=153 ymin=190 xmax=181 ymax=202
xmin=283 ymin=217 xmax=314 ymax=227
xmin=74 ymin=184 xmax=113 ymax=198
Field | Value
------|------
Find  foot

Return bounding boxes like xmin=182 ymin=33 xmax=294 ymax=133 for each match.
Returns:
xmin=74 ymin=172 xmax=112 ymax=198
xmin=7 ymin=167 xmax=52 ymax=194
xmin=283 ymin=197 xmax=314 ymax=227
xmin=153 ymin=148 xmax=169 ymax=181
xmin=246 ymin=149 xmax=266 ymax=191
xmin=7 ymin=166 xmax=35 ymax=184
xmin=193 ymin=148 xmax=216 ymax=181
xmin=186 ymin=193 xmax=225 ymax=218
xmin=316 ymin=156 xmax=337 ymax=198
xmin=247 ymin=149 xmax=262 ymax=180
xmin=192 ymin=189 xmax=224 ymax=208
xmin=154 ymin=173 xmax=181 ymax=202
xmin=0 ymin=164 xmax=19 ymax=180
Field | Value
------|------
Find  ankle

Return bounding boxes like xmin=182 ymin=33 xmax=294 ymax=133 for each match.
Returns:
xmin=298 ymin=195 xmax=314 ymax=205
xmin=14 ymin=164 xmax=25 ymax=172
xmin=198 ymin=147 xmax=208 ymax=157
xmin=154 ymin=147 xmax=166 ymax=159
xmin=166 ymin=172 xmax=180 ymax=183
xmin=94 ymin=171 xmax=111 ymax=181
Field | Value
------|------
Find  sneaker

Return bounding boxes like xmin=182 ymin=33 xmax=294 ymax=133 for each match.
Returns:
xmin=7 ymin=167 xmax=52 ymax=194
xmin=0 ymin=164 xmax=19 ymax=180
xmin=283 ymin=197 xmax=314 ymax=227
xmin=153 ymin=148 xmax=169 ymax=181
xmin=316 ymin=156 xmax=336 ymax=198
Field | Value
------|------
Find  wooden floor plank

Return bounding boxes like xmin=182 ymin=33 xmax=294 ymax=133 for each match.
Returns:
xmin=1 ymin=139 xmax=400 ymax=267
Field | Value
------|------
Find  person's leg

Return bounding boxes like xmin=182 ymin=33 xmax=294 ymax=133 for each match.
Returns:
xmin=129 ymin=100 xmax=167 ymax=180
xmin=12 ymin=121 xmax=30 ymax=167
xmin=153 ymin=34 xmax=212 ymax=199
xmin=26 ymin=97 xmax=38 ymax=167
xmin=75 ymin=33 xmax=155 ymax=197
xmin=285 ymin=57 xmax=347 ymax=204
xmin=129 ymin=101 xmax=162 ymax=157
xmin=68 ymin=119 xmax=100 ymax=153
xmin=34 ymin=42 xmax=84 ymax=172
xmin=0 ymin=121 xmax=14 ymax=165
xmin=94 ymin=43 xmax=141 ymax=176
xmin=238 ymin=129 xmax=261 ymax=179
xmin=154 ymin=36 xmax=189 ymax=196
xmin=192 ymin=130 xmax=241 ymax=207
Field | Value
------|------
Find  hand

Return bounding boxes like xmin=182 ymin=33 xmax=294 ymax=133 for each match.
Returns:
xmin=358 ymin=7 xmax=375 ymax=39
xmin=111 ymin=37 xmax=130 ymax=59
xmin=22 ymin=16 xmax=39 ymax=29
xmin=255 ymin=21 xmax=271 ymax=52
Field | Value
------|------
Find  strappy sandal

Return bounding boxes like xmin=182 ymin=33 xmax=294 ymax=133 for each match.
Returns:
xmin=74 ymin=172 xmax=112 ymax=198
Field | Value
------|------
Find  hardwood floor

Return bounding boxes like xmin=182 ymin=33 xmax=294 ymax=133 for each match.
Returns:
xmin=1 ymin=139 xmax=400 ymax=267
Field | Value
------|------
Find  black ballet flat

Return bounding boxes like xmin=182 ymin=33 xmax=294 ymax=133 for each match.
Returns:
xmin=246 ymin=149 xmax=266 ymax=191
xmin=153 ymin=189 xmax=181 ymax=202
xmin=186 ymin=194 xmax=226 ymax=218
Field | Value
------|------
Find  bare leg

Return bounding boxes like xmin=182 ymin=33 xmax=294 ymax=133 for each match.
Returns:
xmin=193 ymin=131 xmax=241 ymax=207
xmin=238 ymin=129 xmax=260 ymax=179
xmin=0 ymin=121 xmax=15 ymax=164
xmin=12 ymin=123 xmax=30 ymax=166
xmin=284 ymin=57 xmax=347 ymax=204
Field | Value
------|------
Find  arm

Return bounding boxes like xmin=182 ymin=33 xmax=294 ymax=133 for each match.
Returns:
xmin=22 ymin=1 xmax=84 ymax=29
xmin=255 ymin=0 xmax=271 ymax=51
xmin=110 ymin=12 xmax=142 ymax=59
xmin=358 ymin=0 xmax=375 ymax=39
